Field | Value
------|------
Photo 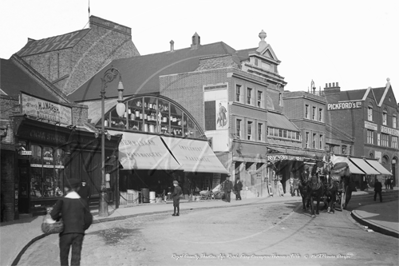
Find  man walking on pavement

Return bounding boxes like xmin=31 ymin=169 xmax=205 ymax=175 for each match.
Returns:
xmin=172 ymin=180 xmax=182 ymax=216
xmin=374 ymin=178 xmax=383 ymax=202
xmin=223 ymin=176 xmax=234 ymax=202
xmin=234 ymin=178 xmax=243 ymax=200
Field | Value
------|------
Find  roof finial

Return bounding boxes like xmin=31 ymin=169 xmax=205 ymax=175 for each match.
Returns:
xmin=387 ymin=77 xmax=390 ymax=85
xmin=257 ymin=30 xmax=267 ymax=52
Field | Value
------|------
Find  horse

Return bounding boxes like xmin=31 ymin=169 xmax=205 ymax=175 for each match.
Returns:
xmin=298 ymin=167 xmax=311 ymax=211
xmin=324 ymin=176 xmax=339 ymax=213
xmin=307 ymin=171 xmax=324 ymax=217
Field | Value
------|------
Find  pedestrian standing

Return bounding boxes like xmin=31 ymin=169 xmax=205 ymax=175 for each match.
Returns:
xmin=390 ymin=177 xmax=394 ymax=190
xmin=50 ymin=178 xmax=92 ymax=266
xmin=222 ymin=176 xmax=234 ymax=202
xmin=374 ymin=179 xmax=383 ymax=202
xmin=171 ymin=180 xmax=182 ymax=216
xmin=234 ymin=178 xmax=243 ymax=200
xmin=78 ymin=180 xmax=91 ymax=208
xmin=384 ymin=178 xmax=388 ymax=190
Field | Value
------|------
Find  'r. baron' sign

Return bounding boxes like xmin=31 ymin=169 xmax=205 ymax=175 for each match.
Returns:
xmin=327 ymin=101 xmax=362 ymax=111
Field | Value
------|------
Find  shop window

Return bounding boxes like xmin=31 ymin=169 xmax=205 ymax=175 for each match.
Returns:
xmin=367 ymin=130 xmax=374 ymax=144
xmin=30 ymin=144 xmax=65 ymax=199
xmin=279 ymin=129 xmax=283 ymax=138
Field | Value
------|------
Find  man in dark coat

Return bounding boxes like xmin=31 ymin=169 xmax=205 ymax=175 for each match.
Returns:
xmin=51 ymin=178 xmax=92 ymax=266
xmin=171 ymin=180 xmax=182 ymax=216
xmin=223 ymin=176 xmax=234 ymax=202
xmin=234 ymin=178 xmax=243 ymax=200
xmin=78 ymin=180 xmax=91 ymax=208
xmin=374 ymin=179 xmax=383 ymax=202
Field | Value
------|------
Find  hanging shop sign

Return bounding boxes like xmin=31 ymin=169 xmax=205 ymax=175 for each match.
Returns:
xmin=21 ymin=92 xmax=72 ymax=125
xmin=327 ymin=101 xmax=362 ymax=111
xmin=267 ymin=155 xmax=304 ymax=161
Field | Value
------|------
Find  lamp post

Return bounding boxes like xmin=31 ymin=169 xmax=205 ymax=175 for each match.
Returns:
xmin=99 ymin=67 xmax=125 ymax=217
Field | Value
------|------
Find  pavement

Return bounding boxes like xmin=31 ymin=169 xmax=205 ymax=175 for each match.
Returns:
xmin=1 ymin=188 xmax=398 ymax=266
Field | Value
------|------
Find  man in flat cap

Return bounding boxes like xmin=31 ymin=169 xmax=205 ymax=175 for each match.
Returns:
xmin=171 ymin=180 xmax=182 ymax=216
xmin=51 ymin=178 xmax=92 ymax=266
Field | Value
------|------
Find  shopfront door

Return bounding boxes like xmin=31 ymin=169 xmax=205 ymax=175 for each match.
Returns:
xmin=18 ymin=159 xmax=30 ymax=213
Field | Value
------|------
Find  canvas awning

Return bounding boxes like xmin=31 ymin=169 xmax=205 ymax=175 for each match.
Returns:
xmin=331 ymin=155 xmax=365 ymax=175
xmin=267 ymin=112 xmax=299 ymax=131
xmin=109 ymin=131 xmax=181 ymax=171
xmin=365 ymin=159 xmax=392 ymax=175
xmin=349 ymin=158 xmax=380 ymax=175
xmin=161 ymin=137 xmax=229 ymax=174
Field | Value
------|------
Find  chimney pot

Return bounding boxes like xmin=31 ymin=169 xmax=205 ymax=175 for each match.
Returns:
xmin=170 ymin=40 xmax=174 ymax=52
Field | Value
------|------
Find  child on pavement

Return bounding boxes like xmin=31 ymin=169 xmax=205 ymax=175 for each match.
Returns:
xmin=172 ymin=180 xmax=182 ymax=216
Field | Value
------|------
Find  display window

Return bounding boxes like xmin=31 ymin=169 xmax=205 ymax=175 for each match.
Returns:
xmin=30 ymin=144 xmax=65 ymax=198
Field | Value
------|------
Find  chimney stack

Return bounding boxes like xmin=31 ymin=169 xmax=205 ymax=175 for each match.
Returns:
xmin=324 ymin=82 xmax=341 ymax=94
xmin=191 ymin=32 xmax=200 ymax=49
xmin=170 ymin=40 xmax=174 ymax=52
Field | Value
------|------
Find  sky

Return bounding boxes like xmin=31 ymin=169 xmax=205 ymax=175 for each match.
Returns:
xmin=1 ymin=0 xmax=398 ymax=95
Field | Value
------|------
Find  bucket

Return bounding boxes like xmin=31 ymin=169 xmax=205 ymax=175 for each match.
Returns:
xmin=141 ymin=188 xmax=149 ymax=203
xmin=149 ymin=191 xmax=156 ymax=203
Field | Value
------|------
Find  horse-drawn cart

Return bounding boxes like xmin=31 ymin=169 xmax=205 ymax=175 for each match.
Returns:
xmin=330 ymin=162 xmax=352 ymax=210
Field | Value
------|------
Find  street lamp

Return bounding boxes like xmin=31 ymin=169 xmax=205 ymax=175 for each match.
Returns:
xmin=99 ymin=67 xmax=125 ymax=217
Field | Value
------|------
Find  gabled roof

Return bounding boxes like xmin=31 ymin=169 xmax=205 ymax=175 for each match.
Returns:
xmin=69 ymin=41 xmax=238 ymax=102
xmin=339 ymin=89 xmax=367 ymax=101
xmin=16 ymin=29 xmax=90 ymax=57
xmin=0 ymin=56 xmax=69 ymax=103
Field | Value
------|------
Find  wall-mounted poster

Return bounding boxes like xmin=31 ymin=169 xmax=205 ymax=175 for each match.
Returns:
xmin=216 ymin=100 xmax=228 ymax=129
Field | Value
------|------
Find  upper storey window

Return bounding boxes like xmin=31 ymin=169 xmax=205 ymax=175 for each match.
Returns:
xmin=383 ymin=111 xmax=387 ymax=125
xmin=247 ymin=88 xmax=252 ymax=105
xmin=393 ymin=114 xmax=397 ymax=128
xmin=236 ymin=84 xmax=242 ymax=102
xmin=367 ymin=106 xmax=373 ymax=121
xmin=305 ymin=104 xmax=310 ymax=119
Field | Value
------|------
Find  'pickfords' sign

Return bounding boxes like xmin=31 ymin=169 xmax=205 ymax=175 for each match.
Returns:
xmin=21 ymin=93 xmax=72 ymax=125
xmin=327 ymin=101 xmax=362 ymax=111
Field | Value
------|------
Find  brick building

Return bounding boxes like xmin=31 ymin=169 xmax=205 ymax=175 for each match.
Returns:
xmin=0 ymin=55 xmax=120 ymax=222
xmin=323 ymin=80 xmax=398 ymax=187
xmin=283 ymin=89 xmax=328 ymax=159
xmin=15 ymin=16 xmax=139 ymax=96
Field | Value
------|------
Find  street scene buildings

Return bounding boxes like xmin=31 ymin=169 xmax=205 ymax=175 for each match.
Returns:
xmin=1 ymin=15 xmax=398 ymax=224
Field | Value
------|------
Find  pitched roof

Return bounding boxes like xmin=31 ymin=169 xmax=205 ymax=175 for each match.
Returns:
xmin=16 ymin=29 xmax=90 ymax=57
xmin=0 ymin=57 xmax=68 ymax=103
xmin=339 ymin=89 xmax=367 ymax=101
xmin=371 ymin=87 xmax=386 ymax=104
xmin=69 ymin=41 xmax=238 ymax=102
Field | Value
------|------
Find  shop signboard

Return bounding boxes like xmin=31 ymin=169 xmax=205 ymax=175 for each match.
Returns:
xmin=21 ymin=92 xmax=72 ymax=125
xmin=327 ymin=101 xmax=362 ymax=111
xmin=381 ymin=125 xmax=399 ymax=136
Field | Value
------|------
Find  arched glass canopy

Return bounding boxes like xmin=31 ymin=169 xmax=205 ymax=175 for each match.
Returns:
xmin=97 ymin=95 xmax=205 ymax=139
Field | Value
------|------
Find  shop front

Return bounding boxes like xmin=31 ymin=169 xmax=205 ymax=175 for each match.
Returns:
xmin=14 ymin=117 xmax=121 ymax=216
